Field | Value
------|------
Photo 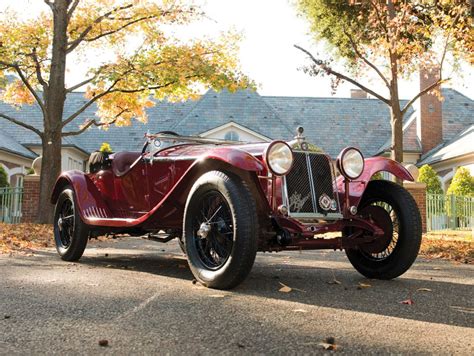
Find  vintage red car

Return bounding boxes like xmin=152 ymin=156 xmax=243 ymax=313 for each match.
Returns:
xmin=51 ymin=127 xmax=422 ymax=289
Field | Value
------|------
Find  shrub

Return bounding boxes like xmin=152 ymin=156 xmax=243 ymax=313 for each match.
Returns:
xmin=418 ymin=165 xmax=442 ymax=194
xmin=447 ymin=167 xmax=474 ymax=197
xmin=0 ymin=166 xmax=9 ymax=188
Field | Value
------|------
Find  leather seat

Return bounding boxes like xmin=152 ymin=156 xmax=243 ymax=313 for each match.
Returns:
xmin=111 ymin=151 xmax=142 ymax=177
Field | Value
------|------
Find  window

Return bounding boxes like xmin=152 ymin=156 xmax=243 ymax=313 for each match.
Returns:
xmin=224 ymin=130 xmax=240 ymax=141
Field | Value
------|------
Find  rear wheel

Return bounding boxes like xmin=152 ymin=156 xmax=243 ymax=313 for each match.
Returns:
xmin=53 ymin=187 xmax=89 ymax=261
xmin=183 ymin=171 xmax=258 ymax=289
xmin=345 ymin=180 xmax=422 ymax=279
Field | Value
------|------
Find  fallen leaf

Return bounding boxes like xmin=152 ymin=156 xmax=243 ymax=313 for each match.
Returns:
xmin=318 ymin=342 xmax=337 ymax=351
xmin=325 ymin=337 xmax=336 ymax=345
xmin=450 ymin=306 xmax=474 ymax=314
xmin=236 ymin=343 xmax=245 ymax=348
xmin=327 ymin=279 xmax=341 ymax=285
xmin=433 ymin=267 xmax=442 ymax=270
xmin=98 ymin=339 xmax=109 ymax=347
xmin=400 ymin=299 xmax=415 ymax=305
xmin=357 ymin=282 xmax=372 ymax=289
xmin=416 ymin=288 xmax=432 ymax=292
xmin=4 ymin=315 xmax=11 ymax=319
xmin=279 ymin=282 xmax=292 ymax=293
xmin=293 ymin=309 xmax=308 ymax=313
xmin=209 ymin=294 xmax=225 ymax=298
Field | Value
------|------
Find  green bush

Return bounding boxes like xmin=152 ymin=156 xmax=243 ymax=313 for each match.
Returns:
xmin=447 ymin=167 xmax=474 ymax=197
xmin=418 ymin=164 xmax=442 ymax=194
xmin=0 ymin=166 xmax=9 ymax=188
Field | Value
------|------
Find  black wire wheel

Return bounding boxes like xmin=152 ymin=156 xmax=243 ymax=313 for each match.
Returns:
xmin=345 ymin=180 xmax=422 ymax=280
xmin=53 ymin=187 xmax=89 ymax=261
xmin=183 ymin=170 xmax=258 ymax=289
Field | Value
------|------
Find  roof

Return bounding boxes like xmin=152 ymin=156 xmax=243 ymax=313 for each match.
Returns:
xmin=264 ymin=96 xmax=412 ymax=157
xmin=418 ymin=124 xmax=474 ymax=166
xmin=0 ymin=87 xmax=472 ymax=161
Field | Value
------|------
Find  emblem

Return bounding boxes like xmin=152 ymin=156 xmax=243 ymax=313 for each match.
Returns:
xmin=289 ymin=192 xmax=310 ymax=213
xmin=318 ymin=193 xmax=332 ymax=211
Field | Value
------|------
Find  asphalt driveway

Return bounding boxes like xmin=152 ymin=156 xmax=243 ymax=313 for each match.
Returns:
xmin=1 ymin=237 xmax=473 ymax=355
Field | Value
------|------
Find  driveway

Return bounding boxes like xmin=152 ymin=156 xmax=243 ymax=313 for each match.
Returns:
xmin=1 ymin=237 xmax=473 ymax=355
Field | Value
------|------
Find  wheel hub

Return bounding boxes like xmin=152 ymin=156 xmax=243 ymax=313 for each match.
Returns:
xmin=197 ymin=222 xmax=212 ymax=239
xmin=359 ymin=205 xmax=393 ymax=254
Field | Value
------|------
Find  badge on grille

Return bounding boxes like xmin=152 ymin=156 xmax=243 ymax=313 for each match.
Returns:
xmin=289 ymin=192 xmax=310 ymax=213
xmin=318 ymin=194 xmax=332 ymax=211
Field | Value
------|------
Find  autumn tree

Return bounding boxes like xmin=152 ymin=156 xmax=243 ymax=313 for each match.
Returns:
xmin=418 ymin=164 xmax=443 ymax=194
xmin=294 ymin=0 xmax=472 ymax=166
xmin=0 ymin=0 xmax=250 ymax=223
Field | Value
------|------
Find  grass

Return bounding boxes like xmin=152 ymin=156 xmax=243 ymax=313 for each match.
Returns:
xmin=0 ymin=223 xmax=473 ymax=264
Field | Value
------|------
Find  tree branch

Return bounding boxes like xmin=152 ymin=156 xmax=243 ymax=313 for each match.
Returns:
xmin=0 ymin=61 xmax=47 ymax=115
xmin=67 ymin=0 xmax=80 ymax=20
xmin=0 ymin=112 xmax=43 ymax=137
xmin=66 ymin=4 xmax=134 ymax=53
xmin=401 ymin=78 xmax=450 ymax=115
xmin=66 ymin=72 xmax=101 ymax=92
xmin=62 ymin=111 xmax=125 ymax=137
xmin=344 ymin=30 xmax=390 ymax=88
xmin=294 ymin=45 xmax=390 ymax=105
xmin=31 ymin=47 xmax=48 ymax=88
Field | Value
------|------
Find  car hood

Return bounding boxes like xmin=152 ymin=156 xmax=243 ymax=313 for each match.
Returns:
xmin=156 ymin=142 xmax=271 ymax=159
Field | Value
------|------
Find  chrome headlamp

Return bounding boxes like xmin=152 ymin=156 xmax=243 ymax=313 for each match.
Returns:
xmin=264 ymin=141 xmax=293 ymax=176
xmin=337 ymin=147 xmax=364 ymax=180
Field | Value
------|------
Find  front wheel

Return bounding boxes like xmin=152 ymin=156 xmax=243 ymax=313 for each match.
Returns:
xmin=53 ymin=187 xmax=89 ymax=261
xmin=183 ymin=171 xmax=258 ymax=289
xmin=345 ymin=180 xmax=422 ymax=279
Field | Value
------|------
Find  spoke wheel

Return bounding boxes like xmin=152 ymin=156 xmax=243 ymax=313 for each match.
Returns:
xmin=184 ymin=170 xmax=258 ymax=290
xmin=193 ymin=190 xmax=234 ymax=270
xmin=53 ymin=187 xmax=89 ymax=261
xmin=345 ymin=180 xmax=422 ymax=280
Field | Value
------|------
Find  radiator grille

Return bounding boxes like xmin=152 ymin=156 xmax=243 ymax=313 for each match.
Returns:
xmin=284 ymin=151 xmax=341 ymax=218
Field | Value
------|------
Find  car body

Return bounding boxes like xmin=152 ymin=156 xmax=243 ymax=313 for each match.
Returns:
xmin=51 ymin=128 xmax=422 ymax=289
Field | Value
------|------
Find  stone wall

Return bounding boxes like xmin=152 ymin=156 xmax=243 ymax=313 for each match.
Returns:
xmin=21 ymin=175 xmax=40 ymax=223
xmin=403 ymin=182 xmax=427 ymax=233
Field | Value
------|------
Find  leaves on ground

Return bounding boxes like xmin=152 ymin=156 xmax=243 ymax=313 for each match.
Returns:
xmin=420 ymin=234 xmax=473 ymax=264
xmin=327 ymin=270 xmax=342 ymax=285
xmin=319 ymin=337 xmax=337 ymax=351
xmin=417 ymin=288 xmax=432 ymax=292
xmin=400 ymin=299 xmax=415 ymax=305
xmin=0 ymin=223 xmax=53 ymax=254
xmin=98 ymin=339 xmax=109 ymax=347
xmin=357 ymin=282 xmax=372 ymax=290
xmin=278 ymin=282 xmax=292 ymax=293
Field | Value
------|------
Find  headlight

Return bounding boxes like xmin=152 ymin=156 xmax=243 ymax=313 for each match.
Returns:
xmin=337 ymin=147 xmax=364 ymax=179
xmin=265 ymin=141 xmax=293 ymax=176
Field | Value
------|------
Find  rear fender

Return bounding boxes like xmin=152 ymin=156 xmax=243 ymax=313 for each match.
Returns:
xmin=51 ymin=170 xmax=112 ymax=223
xmin=337 ymin=157 xmax=414 ymax=208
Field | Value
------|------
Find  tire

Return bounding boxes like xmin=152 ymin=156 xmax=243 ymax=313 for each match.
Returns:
xmin=53 ymin=187 xmax=89 ymax=261
xmin=345 ymin=180 xmax=422 ymax=280
xmin=183 ymin=170 xmax=258 ymax=289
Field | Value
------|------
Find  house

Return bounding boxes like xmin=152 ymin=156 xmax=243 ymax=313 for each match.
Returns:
xmin=0 ymin=72 xmax=473 ymax=190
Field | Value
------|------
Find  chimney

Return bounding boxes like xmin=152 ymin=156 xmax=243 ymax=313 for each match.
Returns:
xmin=417 ymin=66 xmax=443 ymax=154
xmin=350 ymin=89 xmax=367 ymax=99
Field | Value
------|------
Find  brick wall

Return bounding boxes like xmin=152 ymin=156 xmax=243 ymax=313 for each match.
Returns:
xmin=21 ymin=175 xmax=40 ymax=223
xmin=418 ymin=66 xmax=443 ymax=154
xmin=403 ymin=182 xmax=427 ymax=233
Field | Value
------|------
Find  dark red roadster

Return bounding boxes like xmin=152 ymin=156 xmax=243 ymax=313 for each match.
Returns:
xmin=51 ymin=127 xmax=422 ymax=289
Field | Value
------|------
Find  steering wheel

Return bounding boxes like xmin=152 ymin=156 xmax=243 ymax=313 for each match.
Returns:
xmin=141 ymin=131 xmax=180 ymax=154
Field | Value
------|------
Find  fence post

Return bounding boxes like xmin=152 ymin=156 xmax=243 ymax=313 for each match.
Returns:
xmin=21 ymin=175 xmax=41 ymax=223
xmin=403 ymin=182 xmax=427 ymax=233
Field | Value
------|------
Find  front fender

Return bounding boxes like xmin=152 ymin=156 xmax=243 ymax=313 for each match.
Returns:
xmin=201 ymin=147 xmax=264 ymax=172
xmin=51 ymin=170 xmax=112 ymax=223
xmin=337 ymin=157 xmax=414 ymax=208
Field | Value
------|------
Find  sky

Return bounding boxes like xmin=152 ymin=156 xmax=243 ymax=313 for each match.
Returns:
xmin=1 ymin=0 xmax=473 ymax=100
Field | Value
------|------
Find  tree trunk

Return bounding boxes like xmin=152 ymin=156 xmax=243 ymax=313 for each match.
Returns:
xmin=390 ymin=104 xmax=403 ymax=164
xmin=37 ymin=0 xmax=69 ymax=223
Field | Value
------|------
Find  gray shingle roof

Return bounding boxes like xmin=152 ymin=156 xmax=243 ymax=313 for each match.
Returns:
xmin=264 ymin=96 xmax=412 ymax=157
xmin=0 ymin=87 xmax=472 ymax=161
xmin=418 ymin=124 xmax=474 ymax=166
